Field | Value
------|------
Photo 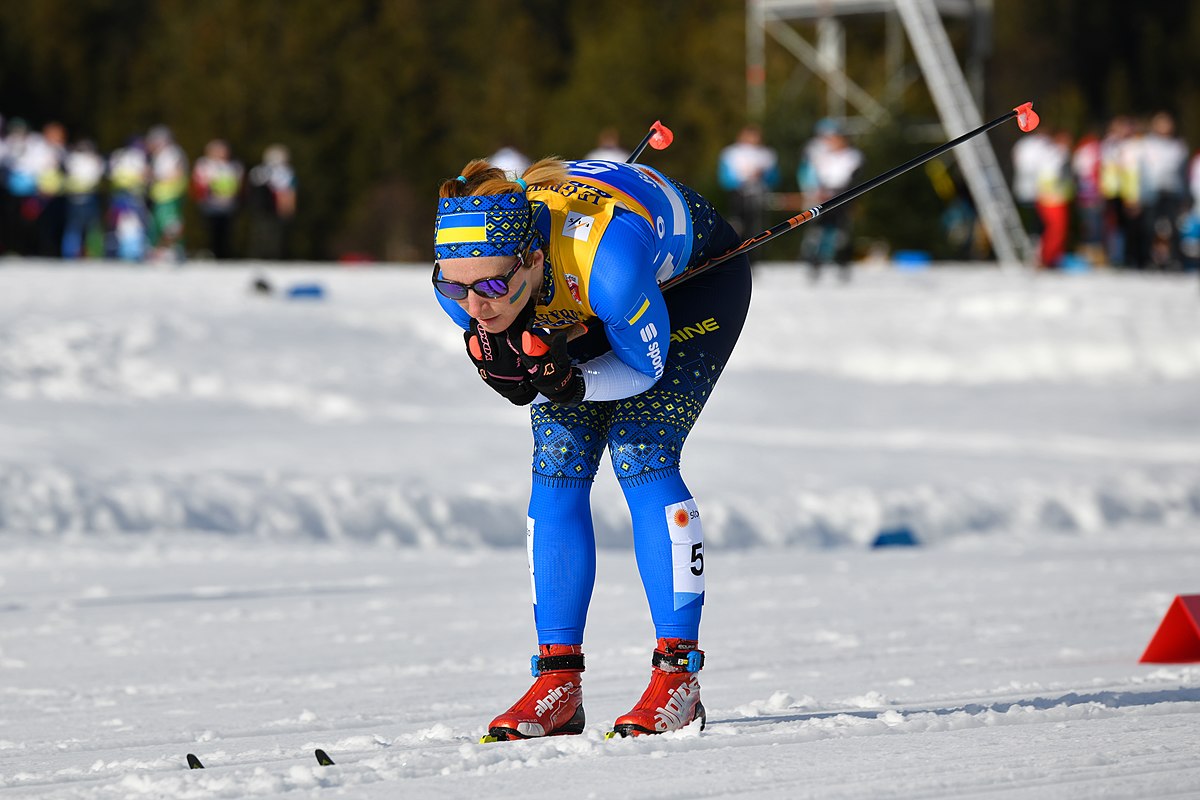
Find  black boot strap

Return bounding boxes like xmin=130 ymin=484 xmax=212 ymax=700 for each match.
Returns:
xmin=531 ymin=653 xmax=585 ymax=676
xmin=653 ymin=648 xmax=704 ymax=673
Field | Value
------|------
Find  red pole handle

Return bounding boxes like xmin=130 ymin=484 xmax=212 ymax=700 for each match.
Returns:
xmin=521 ymin=330 xmax=550 ymax=357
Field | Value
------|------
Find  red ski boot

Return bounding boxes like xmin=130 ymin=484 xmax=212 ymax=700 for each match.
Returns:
xmin=608 ymin=638 xmax=706 ymax=737
xmin=481 ymin=644 xmax=585 ymax=742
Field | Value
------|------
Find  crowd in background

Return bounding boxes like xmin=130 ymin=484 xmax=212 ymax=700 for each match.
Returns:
xmin=0 ymin=116 xmax=297 ymax=263
xmin=713 ymin=111 xmax=1200 ymax=275
xmin=486 ymin=127 xmax=634 ymax=178
xmin=491 ymin=124 xmax=861 ymax=282
xmin=718 ymin=120 xmax=863 ymax=280
xmin=6 ymin=110 xmax=1200 ymax=272
xmin=1013 ymin=110 xmax=1200 ymax=271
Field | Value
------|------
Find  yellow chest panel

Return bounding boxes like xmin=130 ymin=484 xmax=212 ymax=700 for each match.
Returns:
xmin=528 ymin=181 xmax=651 ymax=330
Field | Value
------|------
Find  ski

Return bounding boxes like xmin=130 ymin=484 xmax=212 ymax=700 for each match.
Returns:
xmin=186 ymin=749 xmax=334 ymax=769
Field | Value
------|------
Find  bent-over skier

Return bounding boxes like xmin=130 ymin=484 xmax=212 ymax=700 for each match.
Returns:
xmin=432 ymin=155 xmax=752 ymax=739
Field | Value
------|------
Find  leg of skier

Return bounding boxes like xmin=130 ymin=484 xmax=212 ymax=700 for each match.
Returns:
xmin=483 ymin=402 xmax=613 ymax=740
xmin=608 ymin=211 xmax=753 ymax=737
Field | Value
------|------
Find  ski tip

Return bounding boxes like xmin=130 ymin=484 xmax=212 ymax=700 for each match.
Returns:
xmin=603 ymin=730 xmax=621 ymax=740
xmin=314 ymin=748 xmax=335 ymax=766
xmin=479 ymin=734 xmax=505 ymax=744
xmin=186 ymin=753 xmax=205 ymax=769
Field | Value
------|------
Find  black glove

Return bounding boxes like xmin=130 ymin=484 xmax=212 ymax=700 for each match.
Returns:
xmin=465 ymin=322 xmax=539 ymax=405
xmin=516 ymin=327 xmax=586 ymax=406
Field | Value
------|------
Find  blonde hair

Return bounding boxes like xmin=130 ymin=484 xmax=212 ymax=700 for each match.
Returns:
xmin=438 ymin=157 xmax=570 ymax=198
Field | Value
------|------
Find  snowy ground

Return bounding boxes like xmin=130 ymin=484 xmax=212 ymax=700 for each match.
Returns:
xmin=1 ymin=260 xmax=1199 ymax=798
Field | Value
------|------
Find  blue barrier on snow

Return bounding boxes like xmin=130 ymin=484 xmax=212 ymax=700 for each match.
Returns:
xmin=871 ymin=526 xmax=920 ymax=548
xmin=1060 ymin=254 xmax=1091 ymax=273
xmin=286 ymin=283 xmax=326 ymax=300
xmin=893 ymin=251 xmax=931 ymax=270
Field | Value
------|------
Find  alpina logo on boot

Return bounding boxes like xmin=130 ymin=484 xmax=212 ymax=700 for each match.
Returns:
xmin=534 ymin=681 xmax=576 ymax=718
xmin=654 ymin=677 xmax=699 ymax=731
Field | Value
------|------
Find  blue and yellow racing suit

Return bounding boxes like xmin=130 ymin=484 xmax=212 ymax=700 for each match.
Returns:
xmin=436 ymin=160 xmax=752 ymax=645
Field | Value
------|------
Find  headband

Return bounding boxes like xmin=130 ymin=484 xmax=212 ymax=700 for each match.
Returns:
xmin=434 ymin=192 xmax=532 ymax=260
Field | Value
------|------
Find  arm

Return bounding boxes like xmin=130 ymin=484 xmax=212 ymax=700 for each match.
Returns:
xmin=579 ymin=212 xmax=671 ymax=397
xmin=517 ymin=212 xmax=672 ymax=405
xmin=717 ymin=151 xmax=741 ymax=191
xmin=578 ymin=350 xmax=658 ymax=402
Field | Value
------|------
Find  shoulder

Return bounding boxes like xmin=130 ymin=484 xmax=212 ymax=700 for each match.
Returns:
xmin=587 ymin=209 xmax=657 ymax=295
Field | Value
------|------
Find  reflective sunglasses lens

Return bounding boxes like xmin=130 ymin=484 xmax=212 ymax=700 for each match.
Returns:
xmin=475 ymin=278 xmax=509 ymax=298
xmin=435 ymin=280 xmax=469 ymax=301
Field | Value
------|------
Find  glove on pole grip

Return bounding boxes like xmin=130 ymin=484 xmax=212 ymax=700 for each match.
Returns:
xmin=519 ymin=328 xmax=584 ymax=405
xmin=465 ymin=325 xmax=538 ymax=406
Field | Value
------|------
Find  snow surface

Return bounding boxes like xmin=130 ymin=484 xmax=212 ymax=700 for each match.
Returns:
xmin=1 ymin=260 xmax=1199 ymax=798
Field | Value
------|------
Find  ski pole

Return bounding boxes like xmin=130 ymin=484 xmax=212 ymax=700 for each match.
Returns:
xmin=626 ymin=120 xmax=674 ymax=164
xmin=659 ymin=101 xmax=1041 ymax=292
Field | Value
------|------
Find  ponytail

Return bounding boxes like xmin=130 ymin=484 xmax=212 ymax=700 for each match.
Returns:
xmin=438 ymin=156 xmax=570 ymax=199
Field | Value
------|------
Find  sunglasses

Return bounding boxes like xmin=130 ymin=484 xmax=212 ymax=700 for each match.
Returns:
xmin=432 ymin=250 xmax=529 ymax=301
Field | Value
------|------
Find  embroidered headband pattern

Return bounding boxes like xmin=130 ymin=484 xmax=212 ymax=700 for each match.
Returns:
xmin=434 ymin=192 xmax=532 ymax=260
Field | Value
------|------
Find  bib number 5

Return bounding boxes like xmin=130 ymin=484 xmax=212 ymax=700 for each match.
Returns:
xmin=666 ymin=499 xmax=704 ymax=609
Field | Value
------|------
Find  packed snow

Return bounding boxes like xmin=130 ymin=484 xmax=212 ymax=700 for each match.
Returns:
xmin=1 ymin=260 xmax=1198 ymax=798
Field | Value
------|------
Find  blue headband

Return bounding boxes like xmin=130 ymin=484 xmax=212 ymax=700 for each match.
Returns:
xmin=434 ymin=192 xmax=532 ymax=260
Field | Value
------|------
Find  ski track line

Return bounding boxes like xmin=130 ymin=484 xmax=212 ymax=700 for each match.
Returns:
xmin=711 ymin=682 xmax=1200 ymax=729
xmin=5 ymin=689 xmax=1198 ymax=797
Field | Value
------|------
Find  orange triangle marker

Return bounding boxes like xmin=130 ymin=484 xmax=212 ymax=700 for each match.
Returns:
xmin=1139 ymin=595 xmax=1200 ymax=663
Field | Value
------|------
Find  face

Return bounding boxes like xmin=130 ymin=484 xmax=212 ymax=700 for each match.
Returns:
xmin=436 ymin=249 xmax=543 ymax=334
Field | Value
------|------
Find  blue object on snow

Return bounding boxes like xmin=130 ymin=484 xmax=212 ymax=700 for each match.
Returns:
xmin=871 ymin=526 xmax=920 ymax=548
xmin=893 ymin=250 xmax=931 ymax=270
xmin=1060 ymin=254 xmax=1091 ymax=274
xmin=286 ymin=283 xmax=326 ymax=300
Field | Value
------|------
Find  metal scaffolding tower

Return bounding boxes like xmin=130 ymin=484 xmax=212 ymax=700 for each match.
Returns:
xmin=747 ymin=0 xmax=1033 ymax=265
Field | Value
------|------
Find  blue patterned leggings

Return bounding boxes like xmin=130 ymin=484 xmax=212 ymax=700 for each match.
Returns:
xmin=526 ymin=210 xmax=752 ymax=645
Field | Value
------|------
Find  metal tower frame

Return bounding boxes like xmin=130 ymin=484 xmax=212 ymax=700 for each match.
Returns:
xmin=747 ymin=0 xmax=1033 ymax=265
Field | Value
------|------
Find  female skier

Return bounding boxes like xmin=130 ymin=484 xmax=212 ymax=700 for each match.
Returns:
xmin=432 ymin=154 xmax=751 ymax=739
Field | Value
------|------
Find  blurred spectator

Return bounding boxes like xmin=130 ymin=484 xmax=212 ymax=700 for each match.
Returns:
xmin=1100 ymin=116 xmax=1132 ymax=265
xmin=2 ymin=118 xmax=43 ymax=255
xmin=1192 ymin=150 xmax=1200 ymax=219
xmin=34 ymin=122 xmax=68 ymax=258
xmin=1141 ymin=111 xmax=1189 ymax=269
xmin=247 ymin=144 xmax=296 ymax=260
xmin=0 ymin=114 xmax=6 ymax=252
xmin=1071 ymin=128 xmax=1105 ymax=265
xmin=797 ymin=119 xmax=861 ymax=281
xmin=191 ymin=139 xmax=243 ymax=260
xmin=1035 ymin=129 xmax=1074 ymax=269
xmin=927 ymin=157 xmax=981 ymax=260
xmin=61 ymin=139 xmax=105 ymax=259
xmin=1108 ymin=117 xmax=1147 ymax=268
xmin=107 ymin=136 xmax=151 ymax=261
xmin=146 ymin=125 xmax=189 ymax=262
xmin=1011 ymin=124 xmax=1050 ymax=239
xmin=1183 ymin=149 xmax=1200 ymax=272
xmin=585 ymin=126 xmax=630 ymax=162
xmin=487 ymin=143 xmax=531 ymax=179
xmin=718 ymin=124 xmax=778 ymax=246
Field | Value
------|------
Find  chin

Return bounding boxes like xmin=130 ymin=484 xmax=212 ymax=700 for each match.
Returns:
xmin=476 ymin=317 xmax=507 ymax=333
